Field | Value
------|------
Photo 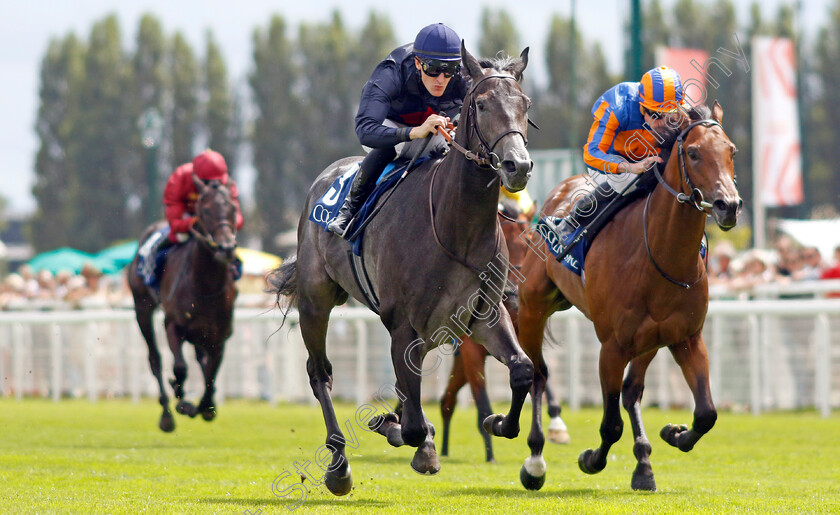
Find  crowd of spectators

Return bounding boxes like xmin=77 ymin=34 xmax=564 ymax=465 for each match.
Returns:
xmin=0 ymin=263 xmax=131 ymax=310
xmin=3 ymin=235 xmax=840 ymax=310
xmin=709 ymin=236 xmax=840 ymax=299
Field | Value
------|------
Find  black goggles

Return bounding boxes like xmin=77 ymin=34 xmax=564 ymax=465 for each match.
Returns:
xmin=419 ymin=58 xmax=460 ymax=78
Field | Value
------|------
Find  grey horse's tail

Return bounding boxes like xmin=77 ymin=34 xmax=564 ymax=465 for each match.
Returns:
xmin=267 ymin=255 xmax=298 ymax=327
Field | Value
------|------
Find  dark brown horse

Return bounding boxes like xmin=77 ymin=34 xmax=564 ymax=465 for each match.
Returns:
xmin=516 ymin=102 xmax=741 ymax=491
xmin=439 ymin=199 xmax=569 ymax=463
xmin=128 ymin=176 xmax=239 ymax=432
xmin=268 ymin=43 xmax=535 ymax=496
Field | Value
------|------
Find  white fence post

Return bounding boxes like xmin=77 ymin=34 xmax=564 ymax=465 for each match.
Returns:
xmin=355 ymin=320 xmax=368 ymax=406
xmin=50 ymin=323 xmax=62 ymax=402
xmin=815 ymin=314 xmax=831 ymax=418
xmin=749 ymin=314 xmax=761 ymax=415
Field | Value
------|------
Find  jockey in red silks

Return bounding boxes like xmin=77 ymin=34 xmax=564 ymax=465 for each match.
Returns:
xmin=163 ymin=149 xmax=244 ymax=244
xmin=138 ymin=150 xmax=244 ymax=287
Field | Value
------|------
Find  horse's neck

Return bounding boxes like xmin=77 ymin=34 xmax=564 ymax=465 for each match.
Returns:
xmin=432 ymin=154 xmax=501 ymax=257
xmin=647 ymin=159 xmax=706 ymax=272
xmin=187 ymin=241 xmax=228 ymax=290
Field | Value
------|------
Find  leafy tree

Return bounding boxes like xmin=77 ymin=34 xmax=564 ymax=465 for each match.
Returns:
xmin=73 ymin=15 xmax=138 ymax=251
xmin=131 ymin=14 xmax=167 ymax=229
xmin=249 ymin=15 xmax=300 ymax=252
xmin=169 ymin=32 xmax=199 ymax=167
xmin=478 ymin=8 xmax=519 ymax=59
xmin=204 ymin=32 xmax=240 ymax=173
xmin=30 ymin=35 xmax=85 ymax=251
xmin=809 ymin=0 xmax=840 ymax=212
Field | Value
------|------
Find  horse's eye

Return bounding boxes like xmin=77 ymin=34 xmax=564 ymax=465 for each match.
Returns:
xmin=687 ymin=149 xmax=699 ymax=160
xmin=476 ymin=100 xmax=486 ymax=111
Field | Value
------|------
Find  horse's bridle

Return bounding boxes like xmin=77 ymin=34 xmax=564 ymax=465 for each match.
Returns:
xmin=189 ymin=187 xmax=237 ymax=251
xmin=644 ymin=118 xmax=723 ymax=289
xmin=445 ymin=73 xmax=529 ymax=171
xmin=651 ymin=119 xmax=722 ymax=213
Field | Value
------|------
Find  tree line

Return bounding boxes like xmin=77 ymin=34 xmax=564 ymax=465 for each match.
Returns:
xmin=29 ymin=1 xmax=840 ymax=254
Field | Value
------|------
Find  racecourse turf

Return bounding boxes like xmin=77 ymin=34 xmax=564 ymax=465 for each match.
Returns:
xmin=0 ymin=398 xmax=837 ymax=514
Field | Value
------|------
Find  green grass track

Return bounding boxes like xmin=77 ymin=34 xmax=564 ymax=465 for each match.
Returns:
xmin=0 ymin=398 xmax=838 ymax=513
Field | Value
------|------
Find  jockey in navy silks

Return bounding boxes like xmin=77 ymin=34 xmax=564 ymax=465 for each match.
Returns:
xmin=328 ymin=23 xmax=468 ymax=238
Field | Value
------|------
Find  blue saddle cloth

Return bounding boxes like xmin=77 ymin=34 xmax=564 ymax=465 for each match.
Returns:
xmin=309 ymin=160 xmax=415 ymax=255
xmin=536 ymin=218 xmax=589 ymax=276
xmin=537 ymin=217 xmax=708 ymax=278
xmin=136 ymin=227 xmax=174 ymax=291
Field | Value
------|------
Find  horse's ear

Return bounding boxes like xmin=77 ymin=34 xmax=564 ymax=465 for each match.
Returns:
xmin=510 ymin=47 xmax=529 ymax=82
xmin=461 ymin=40 xmax=483 ymax=80
xmin=192 ymin=173 xmax=205 ymax=192
xmin=712 ymin=100 xmax=724 ymax=123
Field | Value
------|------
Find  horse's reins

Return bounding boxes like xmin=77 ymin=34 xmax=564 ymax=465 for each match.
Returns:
xmin=427 ymin=72 xmax=531 ymax=275
xmin=644 ymin=118 xmax=721 ymax=289
xmin=651 ymin=119 xmax=721 ymax=213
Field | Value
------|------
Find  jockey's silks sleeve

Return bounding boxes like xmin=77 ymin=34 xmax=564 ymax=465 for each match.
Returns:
xmin=583 ymin=82 xmax=664 ymax=174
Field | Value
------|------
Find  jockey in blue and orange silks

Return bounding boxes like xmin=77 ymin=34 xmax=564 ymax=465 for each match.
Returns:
xmin=551 ymin=66 xmax=688 ymax=239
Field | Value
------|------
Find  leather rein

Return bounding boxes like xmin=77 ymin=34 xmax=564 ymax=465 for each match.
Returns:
xmin=644 ymin=119 xmax=721 ymax=289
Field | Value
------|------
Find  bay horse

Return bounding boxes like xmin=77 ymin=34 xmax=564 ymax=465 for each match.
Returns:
xmin=268 ymin=42 xmax=535 ymax=496
xmin=516 ymin=102 xmax=741 ymax=491
xmin=440 ymin=199 xmax=569 ymax=463
xmin=128 ymin=175 xmax=239 ymax=432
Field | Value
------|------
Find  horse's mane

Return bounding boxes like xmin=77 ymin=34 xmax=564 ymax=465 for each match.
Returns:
xmin=656 ymin=104 xmax=713 ymax=170
xmin=478 ymin=53 xmax=521 ymax=77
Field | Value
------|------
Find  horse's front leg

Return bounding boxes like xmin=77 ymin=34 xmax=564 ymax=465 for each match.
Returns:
xmin=392 ymin=327 xmax=440 ymax=475
xmin=165 ymin=323 xmax=197 ymax=417
xmin=661 ymin=335 xmax=717 ymax=452
xmin=196 ymin=342 xmax=225 ymax=421
xmin=579 ymin=343 xmax=627 ymax=475
xmin=623 ymin=351 xmax=658 ymax=491
xmin=470 ymin=305 xmax=534 ymax=440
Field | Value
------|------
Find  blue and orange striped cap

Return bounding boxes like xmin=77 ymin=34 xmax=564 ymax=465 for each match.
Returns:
xmin=638 ymin=66 xmax=685 ymax=113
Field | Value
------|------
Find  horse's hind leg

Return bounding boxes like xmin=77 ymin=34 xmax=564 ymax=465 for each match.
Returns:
xmin=439 ymin=351 xmax=467 ymax=458
xmin=661 ymin=335 xmax=717 ymax=452
xmin=544 ymin=378 xmax=570 ymax=444
xmin=196 ymin=343 xmax=225 ymax=421
xmin=461 ymin=341 xmax=494 ymax=463
xmin=134 ymin=302 xmax=173 ymax=432
xmin=622 ymin=352 xmax=658 ymax=491
xmin=579 ymin=343 xmax=627 ymax=475
xmin=299 ymin=298 xmax=353 ymax=496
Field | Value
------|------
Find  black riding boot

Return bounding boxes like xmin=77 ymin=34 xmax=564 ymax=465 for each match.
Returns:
xmin=549 ymin=186 xmax=619 ymax=239
xmin=328 ymin=147 xmax=395 ymax=239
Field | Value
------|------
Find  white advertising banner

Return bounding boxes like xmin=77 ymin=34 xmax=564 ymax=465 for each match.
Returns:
xmin=752 ymin=37 xmax=802 ymax=207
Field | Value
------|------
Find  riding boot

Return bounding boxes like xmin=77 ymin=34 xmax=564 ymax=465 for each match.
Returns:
xmin=328 ymin=148 xmax=394 ymax=239
xmin=548 ymin=186 xmax=619 ymax=240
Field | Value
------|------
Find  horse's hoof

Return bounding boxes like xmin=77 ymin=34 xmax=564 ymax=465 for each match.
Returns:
xmin=578 ymin=449 xmax=604 ymax=475
xmin=201 ymin=407 xmax=216 ymax=421
xmin=482 ymin=413 xmax=515 ymax=438
xmin=548 ymin=416 xmax=570 ymax=444
xmin=176 ymin=401 xmax=197 ymax=417
xmin=548 ymin=429 xmax=570 ymax=445
xmin=159 ymin=413 xmax=175 ymax=433
xmin=368 ymin=412 xmax=399 ymax=431
xmin=411 ymin=442 xmax=441 ymax=475
xmin=660 ymin=423 xmax=691 ymax=450
xmin=520 ymin=456 xmax=547 ymax=490
xmin=324 ymin=467 xmax=352 ymax=496
xmin=631 ymin=470 xmax=657 ymax=492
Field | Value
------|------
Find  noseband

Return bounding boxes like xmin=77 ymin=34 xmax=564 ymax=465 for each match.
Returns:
xmin=189 ymin=188 xmax=237 ymax=250
xmin=652 ymin=119 xmax=721 ymax=213
xmin=447 ymin=74 xmax=529 ymax=171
